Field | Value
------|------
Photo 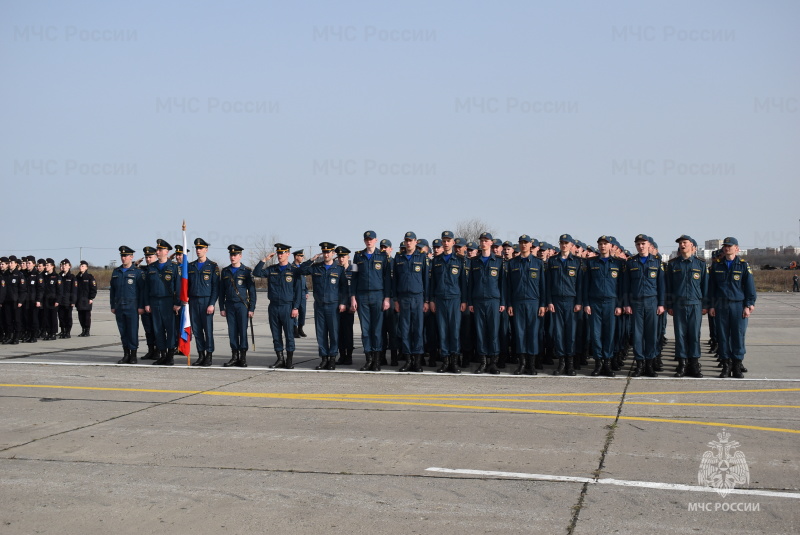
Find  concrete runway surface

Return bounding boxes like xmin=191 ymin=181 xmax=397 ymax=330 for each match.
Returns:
xmin=1 ymin=291 xmax=798 ymax=534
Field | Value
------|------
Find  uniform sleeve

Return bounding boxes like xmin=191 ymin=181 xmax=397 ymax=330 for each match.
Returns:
xmin=36 ymin=277 xmax=44 ymax=302
xmin=247 ymin=272 xmax=257 ymax=312
xmin=423 ymin=255 xmax=430 ymax=302
xmin=218 ymin=272 xmax=226 ymax=312
xmin=18 ymin=274 xmax=28 ymax=303
xmin=292 ymin=267 xmax=302 ymax=309
xmin=297 ymin=259 xmax=314 ymax=276
xmin=253 ymin=260 xmax=268 ymax=278
xmin=209 ymin=264 xmax=220 ymax=306
xmin=382 ymin=254 xmax=392 ymax=299
xmin=706 ymin=264 xmax=717 ymax=308
xmin=351 ymin=254 xmax=360 ymax=295
xmin=109 ymin=272 xmax=117 ymax=309
xmin=498 ymin=261 xmax=506 ymax=308
xmin=459 ymin=258 xmax=468 ymax=303
xmin=338 ymin=267 xmax=349 ymax=306
xmin=743 ymin=263 xmax=757 ymax=307
xmin=68 ymin=276 xmax=77 ymax=305
xmin=88 ymin=274 xmax=98 ymax=301
xmin=580 ymin=262 xmax=588 ymax=307
xmin=142 ymin=270 xmax=151 ymax=308
xmin=621 ymin=260 xmax=631 ymax=308
xmin=700 ymin=261 xmax=709 ymax=309
xmin=656 ymin=261 xmax=666 ymax=307
xmin=539 ymin=260 xmax=547 ymax=304
xmin=137 ymin=271 xmax=146 ymax=309
xmin=664 ymin=263 xmax=674 ymax=310
xmin=171 ymin=265 xmax=181 ymax=307
xmin=467 ymin=259 xmax=474 ymax=307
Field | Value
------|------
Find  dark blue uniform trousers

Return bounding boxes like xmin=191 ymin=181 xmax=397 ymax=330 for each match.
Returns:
xmin=315 ymin=302 xmax=340 ymax=357
xmin=551 ymin=297 xmax=577 ymax=357
xmin=225 ymin=302 xmax=249 ymax=350
xmin=589 ymin=298 xmax=616 ymax=360
xmin=356 ymin=291 xmax=384 ymax=353
xmin=397 ymin=294 xmax=424 ymax=355
xmin=631 ymin=296 xmax=659 ymax=361
xmin=115 ymin=307 xmax=139 ymax=350
xmin=473 ymin=299 xmax=500 ymax=356
xmin=141 ymin=312 xmax=154 ymax=346
xmin=150 ymin=297 xmax=175 ymax=350
xmin=511 ymin=300 xmax=539 ymax=355
xmin=435 ymin=298 xmax=461 ymax=356
xmin=295 ymin=297 xmax=306 ymax=328
xmin=268 ymin=303 xmax=295 ymax=352
xmin=672 ymin=299 xmax=702 ymax=359
xmin=715 ymin=299 xmax=747 ymax=361
xmin=190 ymin=298 xmax=215 ymax=352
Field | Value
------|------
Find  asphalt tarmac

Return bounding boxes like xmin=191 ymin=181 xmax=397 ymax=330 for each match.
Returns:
xmin=1 ymin=291 xmax=798 ymax=534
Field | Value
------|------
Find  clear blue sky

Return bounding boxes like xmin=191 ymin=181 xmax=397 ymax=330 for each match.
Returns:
xmin=2 ymin=1 xmax=798 ymax=266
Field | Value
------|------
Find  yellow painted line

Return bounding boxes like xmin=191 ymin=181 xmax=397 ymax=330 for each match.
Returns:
xmin=2 ymin=383 xmax=799 ymax=435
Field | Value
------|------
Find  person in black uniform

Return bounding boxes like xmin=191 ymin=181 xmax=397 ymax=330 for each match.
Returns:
xmin=3 ymin=256 xmax=27 ymax=344
xmin=292 ymin=250 xmax=309 ymax=338
xmin=335 ymin=246 xmax=355 ymax=366
xmin=219 ymin=244 xmax=257 ymax=367
xmin=35 ymin=259 xmax=47 ymax=340
xmin=254 ymin=244 xmax=302 ymax=369
xmin=0 ymin=257 xmax=8 ymax=343
xmin=57 ymin=259 xmax=77 ymax=338
xmin=137 ymin=247 xmax=158 ymax=359
xmin=40 ymin=259 xmax=60 ymax=340
xmin=22 ymin=256 xmax=43 ymax=343
xmin=188 ymin=238 xmax=220 ymax=367
xmin=111 ymin=246 xmax=145 ymax=364
xmin=75 ymin=261 xmax=97 ymax=337
xmin=143 ymin=240 xmax=181 ymax=365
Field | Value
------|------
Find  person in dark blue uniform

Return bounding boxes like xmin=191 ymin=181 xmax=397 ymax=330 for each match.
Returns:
xmin=467 ymin=232 xmax=506 ymax=374
xmin=219 ymin=244 xmax=256 ymax=367
xmin=582 ymin=236 xmax=624 ymax=377
xmin=335 ymin=246 xmax=356 ymax=366
xmin=506 ymin=234 xmax=547 ymax=376
xmin=254 ymin=243 xmax=302 ymax=369
xmin=546 ymin=234 xmax=583 ymax=376
xmin=143 ymin=239 xmax=181 ymax=365
xmin=379 ymin=238 xmax=398 ymax=366
xmin=623 ymin=234 xmax=666 ymax=378
xmin=351 ymin=230 xmax=392 ymax=366
xmin=188 ymin=238 xmax=220 ymax=367
xmin=430 ymin=230 xmax=467 ymax=373
xmin=299 ymin=243 xmax=349 ymax=370
xmin=292 ymin=250 xmax=309 ymax=338
xmin=110 ymin=246 xmax=145 ymax=363
xmin=393 ymin=232 xmax=430 ymax=372
xmin=665 ymin=235 xmax=707 ymax=378
xmin=138 ymin=247 xmax=158 ymax=359
xmin=708 ymin=237 xmax=756 ymax=379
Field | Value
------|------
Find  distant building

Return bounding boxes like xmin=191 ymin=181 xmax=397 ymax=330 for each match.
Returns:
xmin=705 ymin=239 xmax=723 ymax=250
xmin=784 ymin=246 xmax=799 ymax=256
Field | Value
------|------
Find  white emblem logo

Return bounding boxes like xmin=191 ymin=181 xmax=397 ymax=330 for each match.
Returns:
xmin=697 ymin=429 xmax=750 ymax=497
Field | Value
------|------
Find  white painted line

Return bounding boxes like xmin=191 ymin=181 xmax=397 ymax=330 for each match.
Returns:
xmin=426 ymin=467 xmax=800 ymax=499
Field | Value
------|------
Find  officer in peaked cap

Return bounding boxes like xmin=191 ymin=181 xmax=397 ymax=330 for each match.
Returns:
xmin=583 ymin=236 xmax=624 ymax=377
xmin=298 ymin=242 xmax=349 ymax=370
xmin=254 ymin=243 xmax=301 ymax=369
xmin=292 ymin=249 xmax=309 ymax=338
xmin=394 ymin=231 xmax=430 ymax=372
xmin=351 ymin=230 xmax=392 ymax=367
xmin=219 ymin=244 xmax=256 ymax=367
xmin=546 ymin=233 xmax=583 ymax=377
xmin=506 ymin=234 xmax=546 ymax=376
xmin=111 ymin=246 xmax=145 ymax=363
xmin=665 ymin=234 xmax=706 ymax=378
xmin=187 ymin=237 xmax=220 ymax=366
xmin=143 ymin=239 xmax=181 ymax=365
xmin=429 ymin=229 xmax=467 ymax=373
xmin=708 ymin=237 xmax=756 ymax=379
xmin=467 ymin=231 xmax=505 ymax=373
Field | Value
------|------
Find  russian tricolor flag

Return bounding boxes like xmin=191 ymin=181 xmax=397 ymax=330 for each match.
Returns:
xmin=178 ymin=224 xmax=192 ymax=358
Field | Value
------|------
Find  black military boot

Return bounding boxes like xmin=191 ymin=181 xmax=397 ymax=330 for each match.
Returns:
xmin=461 ymin=353 xmax=471 ymax=370
xmin=553 ymin=357 xmax=565 ymax=376
xmin=731 ymin=360 xmax=744 ymax=379
xmin=497 ymin=354 xmax=506 ymax=370
xmin=543 ymin=348 xmax=554 ymax=365
xmin=298 ymin=326 xmax=307 ymax=338
xmin=192 ymin=350 xmax=205 ymax=366
xmin=65 ymin=328 xmax=71 ymax=339
xmin=411 ymin=354 xmax=422 ymax=372
xmin=590 ymin=359 xmax=603 ymax=376
xmin=674 ymin=359 xmax=686 ymax=377
xmin=371 ymin=351 xmax=381 ymax=371
xmin=487 ymin=355 xmax=500 ymax=375
xmin=390 ymin=349 xmax=398 ymax=367
xmin=573 ymin=355 xmax=582 ymax=371
xmin=223 ymin=350 xmax=240 ymax=367
xmin=293 ymin=326 xmax=300 ymax=338
xmin=142 ymin=345 xmax=156 ymax=360
xmin=78 ymin=328 xmax=87 ymax=337
xmin=316 ymin=357 xmax=329 ymax=370
xmin=285 ymin=351 xmax=294 ymax=369
xmin=128 ymin=350 xmax=137 ymax=364
xmin=601 ymin=359 xmax=616 ymax=377
xmin=513 ymin=354 xmax=526 ymax=375
xmin=718 ymin=359 xmax=731 ymax=378
xmin=631 ymin=360 xmax=643 ymax=377
xmin=361 ymin=353 xmax=374 ymax=371
xmin=203 ymin=352 xmax=213 ymax=366
xmin=153 ymin=350 xmax=172 ymax=366
xmin=449 ymin=354 xmax=462 ymax=374
xmin=326 ymin=355 xmax=335 ymax=370
xmin=527 ymin=355 xmax=538 ymax=375
xmin=644 ymin=359 xmax=657 ymax=377
xmin=687 ymin=358 xmax=702 ymax=378
xmin=564 ymin=355 xmax=576 ymax=376
xmin=474 ymin=356 xmax=487 ymax=374
xmin=379 ymin=350 xmax=387 ymax=366
xmin=270 ymin=351 xmax=286 ymax=369
xmin=534 ymin=353 xmax=544 ymax=370
xmin=610 ymin=355 xmax=621 ymax=371
xmin=10 ymin=332 xmax=19 ymax=344
xmin=740 ymin=364 xmax=748 ymax=373
xmin=117 ymin=348 xmax=130 ymax=364
xmin=84 ymin=328 xmax=90 ymax=337
xmin=654 ymin=356 xmax=664 ymax=372
xmin=238 ymin=349 xmax=247 ymax=367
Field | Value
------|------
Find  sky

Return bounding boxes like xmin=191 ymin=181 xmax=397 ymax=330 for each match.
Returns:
xmin=2 ymin=1 xmax=798 ymax=266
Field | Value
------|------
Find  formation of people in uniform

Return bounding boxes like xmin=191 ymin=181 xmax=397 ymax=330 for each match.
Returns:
xmin=0 ymin=256 xmax=97 ymax=345
xmin=102 ymin=231 xmax=756 ymax=379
